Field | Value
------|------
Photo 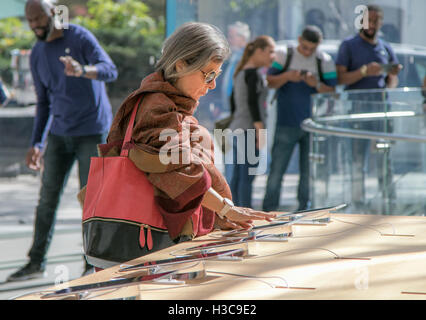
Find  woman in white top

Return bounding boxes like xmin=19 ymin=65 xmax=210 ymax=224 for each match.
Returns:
xmin=228 ymin=35 xmax=276 ymax=207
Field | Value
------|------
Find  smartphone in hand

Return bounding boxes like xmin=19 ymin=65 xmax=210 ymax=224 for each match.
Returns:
xmin=380 ymin=63 xmax=402 ymax=73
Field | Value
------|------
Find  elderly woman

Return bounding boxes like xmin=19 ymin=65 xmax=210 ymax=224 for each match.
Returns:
xmin=94 ymin=22 xmax=275 ymax=260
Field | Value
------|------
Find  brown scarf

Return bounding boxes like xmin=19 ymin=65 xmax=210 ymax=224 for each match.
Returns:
xmin=105 ymin=71 xmax=231 ymax=239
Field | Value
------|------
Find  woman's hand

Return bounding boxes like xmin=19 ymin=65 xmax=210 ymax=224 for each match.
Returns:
xmin=202 ymin=188 xmax=277 ymax=231
xmin=225 ymin=206 xmax=277 ymax=224
xmin=214 ymin=215 xmax=253 ymax=230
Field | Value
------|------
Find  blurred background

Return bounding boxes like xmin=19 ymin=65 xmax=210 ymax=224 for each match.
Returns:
xmin=0 ymin=0 xmax=425 ymax=212
xmin=0 ymin=0 xmax=426 ymax=299
xmin=1 ymin=0 xmax=425 ymax=176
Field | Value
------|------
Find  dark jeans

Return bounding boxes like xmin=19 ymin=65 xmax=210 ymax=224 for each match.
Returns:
xmin=224 ymin=150 xmax=234 ymax=185
xmin=28 ymin=133 xmax=107 ymax=266
xmin=262 ymin=125 xmax=310 ymax=211
xmin=229 ymin=132 xmax=259 ymax=208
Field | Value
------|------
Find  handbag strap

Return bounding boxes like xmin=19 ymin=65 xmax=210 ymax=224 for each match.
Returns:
xmin=120 ymin=95 xmax=144 ymax=157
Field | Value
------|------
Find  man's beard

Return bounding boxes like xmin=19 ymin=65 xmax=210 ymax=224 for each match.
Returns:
xmin=361 ymin=28 xmax=377 ymax=39
xmin=33 ymin=18 xmax=53 ymax=41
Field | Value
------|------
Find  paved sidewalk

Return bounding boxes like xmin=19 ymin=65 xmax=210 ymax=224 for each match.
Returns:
xmin=0 ymin=164 xmax=299 ymax=300
xmin=0 ymin=165 xmax=87 ymax=300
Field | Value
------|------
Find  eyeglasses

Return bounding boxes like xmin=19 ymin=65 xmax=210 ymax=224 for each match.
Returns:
xmin=200 ymin=69 xmax=222 ymax=84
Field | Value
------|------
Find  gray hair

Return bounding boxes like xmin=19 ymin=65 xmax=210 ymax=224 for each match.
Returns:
xmin=156 ymin=22 xmax=231 ymax=84
xmin=228 ymin=21 xmax=251 ymax=41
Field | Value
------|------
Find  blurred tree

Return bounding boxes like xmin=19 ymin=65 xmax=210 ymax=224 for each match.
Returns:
xmin=58 ymin=0 xmax=165 ymax=20
xmin=71 ymin=0 xmax=166 ymax=109
xmin=0 ymin=17 xmax=34 ymax=83
xmin=57 ymin=0 xmax=89 ymax=18
xmin=138 ymin=0 xmax=166 ymax=22
xmin=0 ymin=0 xmax=165 ymax=112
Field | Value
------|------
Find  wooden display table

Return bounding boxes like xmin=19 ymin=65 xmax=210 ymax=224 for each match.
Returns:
xmin=16 ymin=213 xmax=426 ymax=300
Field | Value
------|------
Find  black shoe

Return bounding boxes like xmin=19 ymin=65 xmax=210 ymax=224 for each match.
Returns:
xmin=7 ymin=262 xmax=46 ymax=282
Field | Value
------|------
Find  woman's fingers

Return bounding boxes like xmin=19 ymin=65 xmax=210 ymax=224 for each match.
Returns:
xmin=244 ymin=208 xmax=277 ymax=221
xmin=215 ymin=216 xmax=253 ymax=230
xmin=221 ymin=219 xmax=240 ymax=230
xmin=226 ymin=207 xmax=277 ymax=222
xmin=234 ymin=220 xmax=253 ymax=229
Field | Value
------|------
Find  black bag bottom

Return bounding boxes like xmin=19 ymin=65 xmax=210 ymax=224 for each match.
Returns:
xmin=83 ymin=219 xmax=183 ymax=269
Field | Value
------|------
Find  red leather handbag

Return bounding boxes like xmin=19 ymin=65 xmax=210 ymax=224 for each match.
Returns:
xmin=82 ymin=96 xmax=174 ymax=269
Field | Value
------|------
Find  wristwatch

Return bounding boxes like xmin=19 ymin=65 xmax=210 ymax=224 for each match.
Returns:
xmin=217 ymin=197 xmax=234 ymax=218
xmin=81 ymin=65 xmax=87 ymax=77
xmin=360 ymin=64 xmax=368 ymax=77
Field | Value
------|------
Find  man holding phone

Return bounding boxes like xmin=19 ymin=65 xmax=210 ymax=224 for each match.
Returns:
xmin=336 ymin=5 xmax=401 ymax=90
xmin=336 ymin=5 xmax=401 ymax=212
xmin=7 ymin=0 xmax=117 ymax=282
xmin=262 ymin=25 xmax=337 ymax=212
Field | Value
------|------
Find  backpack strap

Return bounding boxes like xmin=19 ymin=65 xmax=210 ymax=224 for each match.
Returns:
xmin=230 ymin=89 xmax=236 ymax=115
xmin=271 ymin=46 xmax=293 ymax=103
xmin=282 ymin=46 xmax=293 ymax=73
xmin=316 ymin=55 xmax=325 ymax=83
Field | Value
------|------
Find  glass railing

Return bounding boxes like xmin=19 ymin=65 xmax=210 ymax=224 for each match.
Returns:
xmin=302 ymin=87 xmax=426 ymax=216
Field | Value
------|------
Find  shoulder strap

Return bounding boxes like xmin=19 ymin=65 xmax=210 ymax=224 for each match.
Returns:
xmin=120 ymin=95 xmax=144 ymax=157
xmin=316 ymin=56 xmax=324 ymax=82
xmin=282 ymin=46 xmax=293 ymax=73
xmin=230 ymin=89 xmax=236 ymax=115
xmin=270 ymin=47 xmax=293 ymax=103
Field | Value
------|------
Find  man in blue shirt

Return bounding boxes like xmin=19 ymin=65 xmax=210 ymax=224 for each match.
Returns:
xmin=262 ymin=26 xmax=337 ymax=212
xmin=336 ymin=6 xmax=400 ymax=91
xmin=336 ymin=5 xmax=401 ymax=213
xmin=7 ymin=0 xmax=117 ymax=282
